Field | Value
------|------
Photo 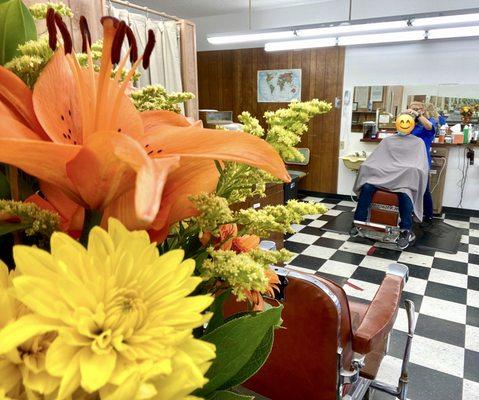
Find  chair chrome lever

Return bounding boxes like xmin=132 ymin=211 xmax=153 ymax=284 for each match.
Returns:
xmin=340 ymin=355 xmax=366 ymax=385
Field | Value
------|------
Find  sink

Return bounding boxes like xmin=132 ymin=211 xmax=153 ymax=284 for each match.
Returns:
xmin=339 ymin=152 xmax=368 ymax=171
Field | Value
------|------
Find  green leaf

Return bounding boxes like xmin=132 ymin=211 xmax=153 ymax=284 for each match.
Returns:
xmin=0 ymin=0 xmax=37 ymax=65
xmin=204 ymin=290 xmax=231 ymax=335
xmin=195 ymin=305 xmax=282 ymax=397
xmin=219 ymin=327 xmax=275 ymax=390
xmin=0 ymin=221 xmax=29 ymax=236
xmin=207 ymin=390 xmax=254 ymax=400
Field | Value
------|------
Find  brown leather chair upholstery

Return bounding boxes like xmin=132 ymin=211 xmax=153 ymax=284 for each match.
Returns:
xmin=240 ymin=264 xmax=408 ymax=400
xmin=370 ymin=190 xmax=400 ymax=227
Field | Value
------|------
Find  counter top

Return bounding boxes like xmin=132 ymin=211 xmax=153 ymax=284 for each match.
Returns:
xmin=360 ymin=138 xmax=479 ymax=147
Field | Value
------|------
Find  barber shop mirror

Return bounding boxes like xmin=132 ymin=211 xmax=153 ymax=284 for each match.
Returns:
xmin=350 ymin=84 xmax=479 ymax=135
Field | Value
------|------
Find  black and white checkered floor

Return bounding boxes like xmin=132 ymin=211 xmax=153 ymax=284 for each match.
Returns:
xmin=284 ymin=194 xmax=479 ymax=400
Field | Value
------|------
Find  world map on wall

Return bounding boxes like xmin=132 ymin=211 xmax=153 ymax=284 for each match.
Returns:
xmin=257 ymin=69 xmax=301 ymax=103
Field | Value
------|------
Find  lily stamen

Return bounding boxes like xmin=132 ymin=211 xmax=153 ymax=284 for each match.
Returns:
xmin=111 ymin=20 xmax=127 ymax=65
xmin=54 ymin=13 xmax=72 ymax=54
xmin=125 ymin=26 xmax=138 ymax=63
xmin=46 ymin=8 xmax=57 ymax=51
xmin=142 ymin=29 xmax=156 ymax=69
xmin=79 ymin=16 xmax=92 ymax=53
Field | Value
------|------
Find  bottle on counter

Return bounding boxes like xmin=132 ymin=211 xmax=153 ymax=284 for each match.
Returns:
xmin=463 ymin=124 xmax=469 ymax=144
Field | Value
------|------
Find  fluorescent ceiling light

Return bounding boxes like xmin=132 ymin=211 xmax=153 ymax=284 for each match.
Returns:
xmin=298 ymin=20 xmax=408 ymax=37
xmin=428 ymin=26 xmax=479 ymax=39
xmin=208 ymin=31 xmax=295 ymax=44
xmin=413 ymin=13 xmax=479 ymax=27
xmin=338 ymin=30 xmax=425 ymax=46
xmin=265 ymin=37 xmax=337 ymax=51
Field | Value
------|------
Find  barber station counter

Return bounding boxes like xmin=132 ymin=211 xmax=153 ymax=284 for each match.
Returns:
xmin=360 ymin=138 xmax=479 ymax=147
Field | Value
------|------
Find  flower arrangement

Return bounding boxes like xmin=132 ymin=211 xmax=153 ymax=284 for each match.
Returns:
xmin=460 ymin=105 xmax=474 ymax=118
xmin=0 ymin=1 xmax=330 ymax=399
xmin=460 ymin=105 xmax=476 ymax=124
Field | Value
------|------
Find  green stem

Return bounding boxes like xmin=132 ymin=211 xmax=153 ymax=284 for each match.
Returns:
xmin=79 ymin=209 xmax=103 ymax=247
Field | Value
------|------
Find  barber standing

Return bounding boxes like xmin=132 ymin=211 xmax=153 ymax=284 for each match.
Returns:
xmin=407 ymin=101 xmax=436 ymax=224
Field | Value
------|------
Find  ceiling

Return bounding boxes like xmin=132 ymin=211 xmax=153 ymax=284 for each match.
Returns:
xmin=130 ymin=0 xmax=335 ymax=19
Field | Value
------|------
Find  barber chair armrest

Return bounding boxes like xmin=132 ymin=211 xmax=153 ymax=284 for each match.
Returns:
xmin=352 ymin=263 xmax=408 ymax=355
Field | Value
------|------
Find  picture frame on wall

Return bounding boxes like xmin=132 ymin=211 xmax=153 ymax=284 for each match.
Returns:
xmin=257 ymin=69 xmax=302 ymax=103
xmin=370 ymin=86 xmax=384 ymax=102
xmin=352 ymin=102 xmax=358 ymax=111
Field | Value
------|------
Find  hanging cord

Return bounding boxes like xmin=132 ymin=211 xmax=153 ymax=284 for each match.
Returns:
xmin=457 ymin=147 xmax=469 ymax=208
xmin=248 ymin=0 xmax=252 ymax=30
xmin=430 ymin=156 xmax=446 ymax=194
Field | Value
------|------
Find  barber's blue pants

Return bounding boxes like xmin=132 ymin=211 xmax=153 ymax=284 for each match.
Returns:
xmin=354 ymin=183 xmax=414 ymax=230
xmin=423 ymin=181 xmax=433 ymax=219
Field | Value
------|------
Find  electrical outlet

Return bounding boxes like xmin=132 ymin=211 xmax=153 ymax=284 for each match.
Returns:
xmin=340 ymin=141 xmax=345 ymax=150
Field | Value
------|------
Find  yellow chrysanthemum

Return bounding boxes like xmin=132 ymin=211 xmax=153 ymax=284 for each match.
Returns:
xmin=0 ymin=219 xmax=215 ymax=400
xmin=0 ymin=261 xmax=60 ymax=399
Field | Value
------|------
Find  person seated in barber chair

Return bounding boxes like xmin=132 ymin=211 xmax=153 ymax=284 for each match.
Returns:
xmin=351 ymin=113 xmax=430 ymax=249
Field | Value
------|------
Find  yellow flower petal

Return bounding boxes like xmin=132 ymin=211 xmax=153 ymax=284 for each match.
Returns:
xmin=57 ymin=352 xmax=81 ymax=400
xmin=99 ymin=372 xmax=142 ymax=400
xmin=0 ymin=314 xmax=56 ymax=354
xmin=0 ymin=358 xmax=21 ymax=393
xmin=45 ymin=337 xmax=79 ymax=377
xmin=12 ymin=245 xmax=56 ymax=280
xmin=79 ymin=347 xmax=117 ymax=392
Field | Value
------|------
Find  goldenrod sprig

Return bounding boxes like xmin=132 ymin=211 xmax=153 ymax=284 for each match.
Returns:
xmin=0 ymin=199 xmax=60 ymax=238
xmin=29 ymin=1 xmax=73 ymax=20
xmin=131 ymin=85 xmax=195 ymax=113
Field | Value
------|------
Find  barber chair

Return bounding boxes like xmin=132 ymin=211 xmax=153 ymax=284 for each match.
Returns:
xmin=240 ymin=264 xmax=415 ymax=400
xmin=354 ymin=190 xmax=402 ymax=246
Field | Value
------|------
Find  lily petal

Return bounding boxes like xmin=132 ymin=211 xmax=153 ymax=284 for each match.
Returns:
xmin=150 ymin=158 xmax=219 ymax=240
xmin=140 ymin=125 xmax=291 ymax=182
xmin=102 ymin=156 xmax=180 ymax=229
xmin=0 ymin=138 xmax=81 ymax=202
xmin=66 ymin=131 xmax=174 ymax=214
xmin=0 ymin=66 xmax=47 ymax=138
xmin=0 ymin=116 xmax=46 ymax=140
xmin=33 ymin=50 xmax=82 ymax=145
xmin=141 ymin=110 xmax=192 ymax=132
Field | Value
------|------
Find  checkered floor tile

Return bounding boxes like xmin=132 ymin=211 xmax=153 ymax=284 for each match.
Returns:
xmin=285 ymin=194 xmax=479 ymax=400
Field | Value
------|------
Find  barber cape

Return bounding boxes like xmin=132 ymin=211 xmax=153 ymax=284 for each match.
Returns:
xmin=353 ymin=134 xmax=429 ymax=221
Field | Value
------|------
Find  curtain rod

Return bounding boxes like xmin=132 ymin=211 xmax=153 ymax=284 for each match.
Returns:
xmin=109 ymin=0 xmax=182 ymax=22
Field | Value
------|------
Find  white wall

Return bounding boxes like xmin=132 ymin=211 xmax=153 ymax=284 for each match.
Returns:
xmin=339 ymin=38 xmax=479 ymax=210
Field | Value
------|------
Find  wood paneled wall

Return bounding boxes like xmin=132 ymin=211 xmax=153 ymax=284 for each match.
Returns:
xmin=197 ymin=47 xmax=345 ymax=193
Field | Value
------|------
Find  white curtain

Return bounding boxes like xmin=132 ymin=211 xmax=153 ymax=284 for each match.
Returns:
xmin=108 ymin=5 xmax=183 ymax=93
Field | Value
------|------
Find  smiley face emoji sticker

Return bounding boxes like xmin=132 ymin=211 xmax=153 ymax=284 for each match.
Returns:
xmin=395 ymin=113 xmax=416 ymax=135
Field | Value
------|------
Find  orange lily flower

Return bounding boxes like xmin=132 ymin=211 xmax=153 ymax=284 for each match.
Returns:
xmin=0 ymin=12 xmax=290 ymax=238
xmin=199 ymin=223 xmax=260 ymax=253
xmin=232 ymin=234 xmax=261 ymax=253
xmin=244 ymin=268 xmax=281 ymax=311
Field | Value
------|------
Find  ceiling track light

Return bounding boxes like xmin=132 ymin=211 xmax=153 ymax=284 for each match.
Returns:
xmin=297 ymin=20 xmax=408 ymax=37
xmin=265 ymin=37 xmax=337 ymax=52
xmin=207 ymin=30 xmax=296 ymax=45
xmin=412 ymin=13 xmax=479 ymax=27
xmin=209 ymin=12 xmax=479 ymax=47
